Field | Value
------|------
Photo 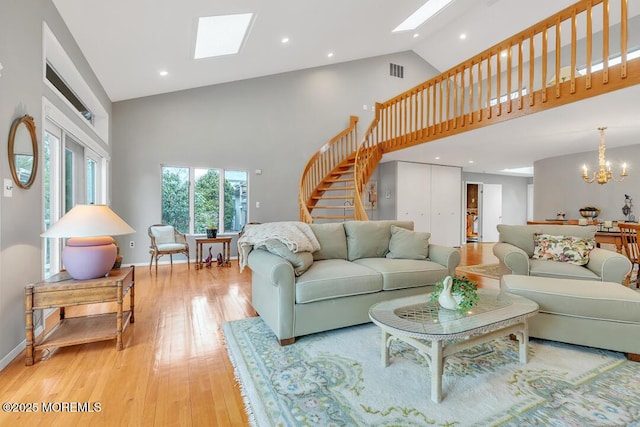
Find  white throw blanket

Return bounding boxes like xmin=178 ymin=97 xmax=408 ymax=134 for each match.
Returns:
xmin=237 ymin=221 xmax=320 ymax=271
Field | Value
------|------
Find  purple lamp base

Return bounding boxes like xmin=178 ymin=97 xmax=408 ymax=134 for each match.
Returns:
xmin=63 ymin=236 xmax=117 ymax=280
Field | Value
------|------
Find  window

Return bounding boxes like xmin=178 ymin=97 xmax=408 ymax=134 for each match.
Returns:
xmin=161 ymin=166 xmax=248 ymax=235
xmin=43 ymin=111 xmax=107 ymax=278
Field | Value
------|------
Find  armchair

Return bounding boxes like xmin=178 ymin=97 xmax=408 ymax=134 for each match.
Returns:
xmin=493 ymin=224 xmax=631 ymax=284
xmin=148 ymin=224 xmax=190 ymax=273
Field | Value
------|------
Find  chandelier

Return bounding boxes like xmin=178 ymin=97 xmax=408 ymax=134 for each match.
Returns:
xmin=582 ymin=127 xmax=627 ymax=185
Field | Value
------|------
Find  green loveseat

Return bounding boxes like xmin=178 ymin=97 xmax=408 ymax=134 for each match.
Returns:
xmin=247 ymin=220 xmax=460 ymax=345
xmin=493 ymin=224 xmax=631 ymax=284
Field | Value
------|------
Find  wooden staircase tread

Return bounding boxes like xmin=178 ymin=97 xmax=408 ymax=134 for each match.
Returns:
xmin=318 ymin=186 xmax=355 ymax=191
xmin=312 ymin=215 xmax=356 ymax=219
xmin=307 ymin=205 xmax=355 ymax=209
xmin=312 ymin=196 xmax=354 ymax=200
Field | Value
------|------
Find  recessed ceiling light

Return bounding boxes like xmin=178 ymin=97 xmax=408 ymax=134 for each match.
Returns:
xmin=413 ymin=33 xmax=420 ymax=38
xmin=281 ymin=37 xmax=289 ymax=44
xmin=459 ymin=33 xmax=467 ymax=40
xmin=393 ymin=0 xmax=455 ymax=32
xmin=435 ymin=156 xmax=441 ymax=160
xmin=194 ymin=13 xmax=253 ymax=59
xmin=468 ymin=160 xmax=474 ymax=164
xmin=159 ymin=70 xmax=169 ymax=77
xmin=327 ymin=52 xmax=334 ymax=58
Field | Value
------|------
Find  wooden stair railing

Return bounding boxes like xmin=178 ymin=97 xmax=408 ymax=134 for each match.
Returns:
xmin=351 ymin=0 xmax=640 ymax=220
xmin=300 ymin=0 xmax=640 ymax=222
xmin=299 ymin=116 xmax=358 ymax=223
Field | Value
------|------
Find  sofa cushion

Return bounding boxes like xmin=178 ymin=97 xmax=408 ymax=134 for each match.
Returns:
xmin=344 ymin=220 xmax=413 ymax=261
xmin=295 ymin=259 xmax=383 ymax=304
xmin=529 ymin=259 xmax=599 ymax=280
xmin=353 ymin=258 xmax=447 ymax=290
xmin=386 ymin=225 xmax=430 ymax=260
xmin=501 ymin=274 xmax=640 ymax=323
xmin=532 ymin=233 xmax=595 ymax=266
xmin=260 ymin=239 xmax=314 ymax=276
xmin=498 ymin=224 xmax=597 ymax=257
xmin=309 ymin=223 xmax=348 ymax=260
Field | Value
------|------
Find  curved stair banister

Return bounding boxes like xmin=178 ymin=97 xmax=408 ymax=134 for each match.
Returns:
xmin=353 ymin=105 xmax=383 ymax=220
xmin=352 ymin=0 xmax=639 ymax=217
xmin=299 ymin=116 xmax=358 ymax=223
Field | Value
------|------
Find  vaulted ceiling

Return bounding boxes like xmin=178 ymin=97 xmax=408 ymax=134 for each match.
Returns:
xmin=52 ymin=0 xmax=640 ymax=175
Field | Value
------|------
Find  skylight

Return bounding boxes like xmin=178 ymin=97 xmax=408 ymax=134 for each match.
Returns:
xmin=194 ymin=13 xmax=253 ymax=59
xmin=393 ymin=0 xmax=455 ymax=32
xmin=501 ymin=167 xmax=534 ymax=175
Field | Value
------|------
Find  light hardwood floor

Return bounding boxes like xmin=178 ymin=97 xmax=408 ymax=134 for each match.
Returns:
xmin=0 ymin=243 xmax=498 ymax=426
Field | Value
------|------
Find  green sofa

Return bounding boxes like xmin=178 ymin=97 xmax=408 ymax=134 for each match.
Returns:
xmin=493 ymin=224 xmax=631 ymax=284
xmin=247 ymin=220 xmax=461 ymax=345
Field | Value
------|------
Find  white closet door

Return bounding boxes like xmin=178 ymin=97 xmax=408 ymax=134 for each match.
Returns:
xmin=396 ymin=162 xmax=431 ymax=232
xmin=430 ymin=165 xmax=462 ymax=247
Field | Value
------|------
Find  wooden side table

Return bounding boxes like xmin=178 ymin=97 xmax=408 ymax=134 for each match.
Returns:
xmin=195 ymin=237 xmax=232 ymax=268
xmin=25 ymin=266 xmax=135 ymax=366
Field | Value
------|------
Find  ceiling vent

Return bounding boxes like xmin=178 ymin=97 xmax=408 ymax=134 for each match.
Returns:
xmin=390 ymin=63 xmax=404 ymax=78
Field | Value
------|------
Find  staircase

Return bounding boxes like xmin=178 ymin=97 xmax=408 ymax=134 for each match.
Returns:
xmin=300 ymin=0 xmax=640 ymax=223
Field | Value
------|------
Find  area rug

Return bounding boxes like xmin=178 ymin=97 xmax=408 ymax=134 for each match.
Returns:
xmin=223 ymin=317 xmax=640 ymax=426
xmin=456 ymin=263 xmax=503 ymax=280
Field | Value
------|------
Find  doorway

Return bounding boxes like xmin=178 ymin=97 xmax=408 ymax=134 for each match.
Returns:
xmin=465 ymin=183 xmax=479 ymax=242
xmin=464 ymin=182 xmax=503 ymax=242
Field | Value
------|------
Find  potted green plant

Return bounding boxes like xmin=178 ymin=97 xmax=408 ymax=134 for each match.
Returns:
xmin=206 ymin=215 xmax=218 ymax=238
xmin=206 ymin=226 xmax=217 ymax=238
xmin=429 ymin=275 xmax=479 ymax=313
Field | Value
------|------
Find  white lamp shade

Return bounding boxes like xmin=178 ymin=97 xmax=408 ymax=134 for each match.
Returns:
xmin=42 ymin=204 xmax=135 ymax=238
xmin=41 ymin=204 xmax=135 ymax=280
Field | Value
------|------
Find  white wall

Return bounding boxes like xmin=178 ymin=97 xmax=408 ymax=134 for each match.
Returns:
xmin=534 ymin=144 xmax=640 ymax=222
xmin=111 ymin=51 xmax=440 ymax=263
xmin=0 ymin=0 xmax=111 ymax=367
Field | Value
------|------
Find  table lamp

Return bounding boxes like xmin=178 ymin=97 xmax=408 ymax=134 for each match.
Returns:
xmin=41 ymin=204 xmax=135 ymax=280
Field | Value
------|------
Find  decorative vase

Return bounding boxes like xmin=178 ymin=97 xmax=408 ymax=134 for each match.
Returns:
xmin=438 ymin=276 xmax=463 ymax=310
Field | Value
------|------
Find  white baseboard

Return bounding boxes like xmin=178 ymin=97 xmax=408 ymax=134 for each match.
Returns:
xmin=0 ymin=324 xmax=44 ymax=371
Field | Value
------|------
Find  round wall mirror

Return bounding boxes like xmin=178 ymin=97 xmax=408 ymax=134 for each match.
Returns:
xmin=8 ymin=115 xmax=38 ymax=189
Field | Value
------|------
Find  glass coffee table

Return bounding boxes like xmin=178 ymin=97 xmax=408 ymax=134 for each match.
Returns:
xmin=369 ymin=289 xmax=538 ymax=403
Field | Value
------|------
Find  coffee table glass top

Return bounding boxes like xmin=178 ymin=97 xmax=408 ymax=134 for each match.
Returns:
xmin=369 ymin=289 xmax=538 ymax=339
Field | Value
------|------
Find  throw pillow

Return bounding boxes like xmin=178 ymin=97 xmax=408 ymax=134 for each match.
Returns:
xmin=262 ymin=239 xmax=314 ymax=276
xmin=343 ymin=220 xmax=413 ymax=261
xmin=532 ymin=233 xmax=595 ymax=265
xmin=386 ymin=225 xmax=431 ymax=260
xmin=309 ymin=223 xmax=348 ymax=260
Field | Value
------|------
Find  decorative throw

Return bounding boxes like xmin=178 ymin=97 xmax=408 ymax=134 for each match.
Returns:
xmin=532 ymin=233 xmax=595 ymax=265
xmin=237 ymin=221 xmax=321 ymax=271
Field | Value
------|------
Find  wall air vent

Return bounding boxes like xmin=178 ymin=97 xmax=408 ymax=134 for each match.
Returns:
xmin=46 ymin=62 xmax=94 ymax=124
xmin=390 ymin=63 xmax=404 ymax=78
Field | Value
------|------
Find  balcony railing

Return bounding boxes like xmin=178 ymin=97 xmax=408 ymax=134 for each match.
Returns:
xmin=353 ymin=0 xmax=639 ymax=219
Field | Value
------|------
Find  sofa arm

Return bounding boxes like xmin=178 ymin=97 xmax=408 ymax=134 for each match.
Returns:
xmin=492 ymin=242 xmax=530 ymax=275
xmin=586 ymin=248 xmax=631 ymax=284
xmin=247 ymin=249 xmax=297 ymax=341
xmin=428 ymin=244 xmax=461 ymax=276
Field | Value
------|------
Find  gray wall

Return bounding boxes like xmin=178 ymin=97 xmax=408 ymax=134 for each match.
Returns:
xmin=463 ymin=172 xmax=530 ymax=225
xmin=534 ymin=144 xmax=640 ymax=222
xmin=0 ymin=0 xmax=111 ymax=367
xmin=112 ymin=51 xmax=439 ymax=264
